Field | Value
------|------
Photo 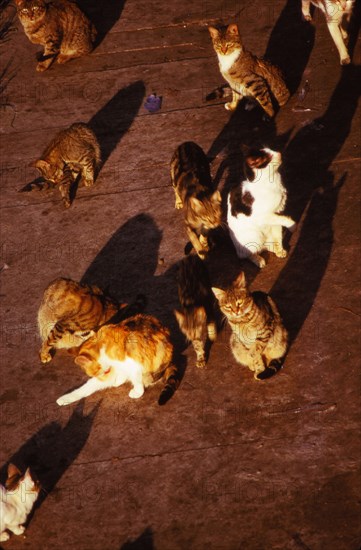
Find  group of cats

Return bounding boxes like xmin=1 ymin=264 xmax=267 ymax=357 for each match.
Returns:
xmin=1 ymin=0 xmax=356 ymax=542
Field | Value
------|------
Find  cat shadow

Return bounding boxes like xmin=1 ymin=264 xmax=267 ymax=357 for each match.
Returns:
xmin=76 ymin=0 xmax=127 ymax=48
xmin=88 ymin=80 xmax=145 ymax=169
xmin=264 ymin=0 xmax=315 ymax=95
xmin=271 ymin=64 xmax=361 ymax=345
xmin=81 ymin=213 xmax=188 ymax=396
xmin=120 ymin=527 xmax=155 ymax=549
xmin=0 ymin=401 xmax=99 ymax=516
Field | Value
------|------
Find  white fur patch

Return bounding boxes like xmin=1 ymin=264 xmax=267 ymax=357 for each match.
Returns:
xmin=217 ymin=49 xmax=241 ymax=73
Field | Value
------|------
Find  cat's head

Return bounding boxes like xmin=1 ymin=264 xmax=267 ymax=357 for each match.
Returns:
xmin=212 ymin=272 xmax=250 ymax=322
xmin=174 ymin=307 xmax=206 ymax=341
xmin=30 ymin=159 xmax=60 ymax=183
xmin=16 ymin=1 xmax=47 ymax=23
xmin=242 ymin=146 xmax=282 ymax=182
xmin=74 ymin=335 xmax=112 ymax=381
xmin=5 ymin=463 xmax=41 ymax=498
xmin=189 ymin=190 xmax=222 ymax=230
xmin=208 ymin=24 xmax=242 ymax=56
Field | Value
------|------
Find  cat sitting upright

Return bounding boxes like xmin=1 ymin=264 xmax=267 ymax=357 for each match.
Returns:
xmin=56 ymin=314 xmax=178 ymax=406
xmin=227 ymin=146 xmax=296 ymax=268
xmin=16 ymin=0 xmax=96 ymax=72
xmin=0 ymin=464 xmax=40 ymax=542
xmin=301 ymin=0 xmax=355 ymax=65
xmin=170 ymin=141 xmax=222 ymax=259
xmin=208 ymin=23 xmax=289 ymax=117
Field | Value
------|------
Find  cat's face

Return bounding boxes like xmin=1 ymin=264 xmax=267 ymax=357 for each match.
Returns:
xmin=31 ymin=159 xmax=61 ymax=183
xmin=174 ymin=307 xmax=206 ymax=341
xmin=190 ymin=190 xmax=222 ymax=230
xmin=75 ymin=339 xmax=113 ymax=381
xmin=16 ymin=1 xmax=46 ymax=23
xmin=5 ymin=463 xmax=41 ymax=497
xmin=212 ymin=272 xmax=249 ymax=322
xmin=208 ymin=24 xmax=242 ymax=56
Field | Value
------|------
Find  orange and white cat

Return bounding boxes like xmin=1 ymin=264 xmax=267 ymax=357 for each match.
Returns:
xmin=56 ymin=314 xmax=178 ymax=406
xmin=301 ymin=0 xmax=355 ymax=64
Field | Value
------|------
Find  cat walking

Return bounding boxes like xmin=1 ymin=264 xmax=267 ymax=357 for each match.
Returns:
xmin=227 ymin=147 xmax=296 ymax=268
xmin=56 ymin=314 xmax=178 ymax=406
xmin=208 ymin=24 xmax=290 ymax=117
xmin=170 ymin=141 xmax=222 ymax=259
xmin=16 ymin=0 xmax=96 ymax=72
xmin=174 ymin=254 xmax=217 ymax=368
xmin=212 ymin=272 xmax=288 ymax=380
xmin=0 ymin=464 xmax=40 ymax=542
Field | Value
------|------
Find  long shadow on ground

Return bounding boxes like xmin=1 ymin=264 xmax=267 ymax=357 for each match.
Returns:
xmin=120 ymin=527 xmax=155 ymax=549
xmin=76 ymin=0 xmax=127 ymax=48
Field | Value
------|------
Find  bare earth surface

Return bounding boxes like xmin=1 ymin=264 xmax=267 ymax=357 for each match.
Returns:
xmin=0 ymin=1 xmax=360 ymax=549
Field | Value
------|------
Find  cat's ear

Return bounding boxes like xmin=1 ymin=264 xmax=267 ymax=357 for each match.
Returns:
xmin=30 ymin=159 xmax=50 ymax=175
xmin=174 ymin=309 xmax=184 ymax=325
xmin=7 ymin=463 xmax=21 ymax=479
xmin=234 ymin=271 xmax=246 ymax=288
xmin=23 ymin=468 xmax=35 ymax=488
xmin=212 ymin=287 xmax=224 ymax=301
xmin=211 ymin=190 xmax=221 ymax=204
xmin=74 ymin=354 xmax=93 ymax=369
xmin=227 ymin=24 xmax=239 ymax=36
xmin=208 ymin=26 xmax=219 ymax=39
xmin=189 ymin=196 xmax=203 ymax=213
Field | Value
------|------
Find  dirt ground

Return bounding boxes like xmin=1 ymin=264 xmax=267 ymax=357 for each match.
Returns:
xmin=0 ymin=1 xmax=360 ymax=549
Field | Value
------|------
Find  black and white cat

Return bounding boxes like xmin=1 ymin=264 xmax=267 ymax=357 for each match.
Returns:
xmin=0 ymin=464 xmax=40 ymax=541
xmin=227 ymin=147 xmax=296 ymax=268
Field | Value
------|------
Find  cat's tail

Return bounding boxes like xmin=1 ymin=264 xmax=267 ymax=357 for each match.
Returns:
xmin=256 ymin=356 xmax=285 ymax=380
xmin=158 ymin=363 xmax=180 ymax=406
xmin=18 ymin=178 xmax=55 ymax=193
xmin=205 ymin=84 xmax=231 ymax=101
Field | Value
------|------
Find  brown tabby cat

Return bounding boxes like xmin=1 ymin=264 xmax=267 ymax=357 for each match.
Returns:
xmin=16 ymin=0 xmax=96 ymax=72
xmin=174 ymin=254 xmax=217 ymax=368
xmin=212 ymin=272 xmax=288 ymax=380
xmin=56 ymin=314 xmax=178 ymax=406
xmin=170 ymin=141 xmax=222 ymax=259
xmin=208 ymin=24 xmax=290 ymax=117
xmin=38 ymin=277 xmax=137 ymax=364
xmin=25 ymin=123 xmax=101 ymax=208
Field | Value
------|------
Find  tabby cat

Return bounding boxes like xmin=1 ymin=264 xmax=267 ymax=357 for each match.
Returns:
xmin=38 ymin=277 xmax=137 ymax=364
xmin=16 ymin=0 xmax=96 ymax=72
xmin=25 ymin=123 xmax=101 ymax=208
xmin=227 ymin=147 xmax=296 ymax=268
xmin=301 ymin=0 xmax=355 ymax=64
xmin=170 ymin=141 xmax=222 ymax=259
xmin=0 ymin=464 xmax=40 ymax=542
xmin=174 ymin=254 xmax=217 ymax=368
xmin=212 ymin=272 xmax=288 ymax=379
xmin=56 ymin=314 xmax=178 ymax=406
xmin=208 ymin=24 xmax=290 ymax=117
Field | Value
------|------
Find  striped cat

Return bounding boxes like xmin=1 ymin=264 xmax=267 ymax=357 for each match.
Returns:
xmin=25 ymin=123 xmax=101 ymax=208
xmin=208 ymin=24 xmax=290 ymax=117
xmin=301 ymin=0 xmax=355 ymax=64
xmin=227 ymin=147 xmax=296 ymax=268
xmin=174 ymin=254 xmax=217 ymax=368
xmin=38 ymin=277 xmax=141 ymax=364
xmin=212 ymin=272 xmax=288 ymax=380
xmin=16 ymin=0 xmax=96 ymax=72
xmin=170 ymin=141 xmax=222 ymax=259
xmin=56 ymin=314 xmax=178 ymax=406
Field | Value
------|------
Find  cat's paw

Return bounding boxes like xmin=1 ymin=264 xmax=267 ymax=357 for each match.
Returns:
xmin=302 ymin=13 xmax=312 ymax=22
xmin=39 ymin=349 xmax=52 ymax=364
xmin=175 ymin=199 xmax=183 ymax=209
xmin=341 ymin=55 xmax=351 ymax=65
xmin=12 ymin=526 xmax=25 ymax=536
xmin=288 ymin=221 xmax=297 ymax=233
xmin=0 ymin=532 xmax=10 ymax=541
xmin=129 ymin=387 xmax=144 ymax=399
xmin=196 ymin=357 xmax=206 ymax=369
xmin=83 ymin=178 xmax=94 ymax=188
xmin=275 ymin=248 xmax=288 ymax=259
xmin=56 ymin=395 xmax=71 ymax=406
xmin=225 ymin=102 xmax=236 ymax=111
xmin=36 ymin=62 xmax=49 ymax=72
xmin=250 ymin=254 xmax=266 ymax=268
xmin=62 ymin=198 xmax=71 ymax=208
xmin=197 ymin=249 xmax=208 ymax=260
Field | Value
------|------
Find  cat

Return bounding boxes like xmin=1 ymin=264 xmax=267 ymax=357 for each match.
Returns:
xmin=208 ymin=23 xmax=290 ymax=117
xmin=212 ymin=272 xmax=288 ymax=380
xmin=16 ymin=0 xmax=96 ymax=72
xmin=55 ymin=314 xmax=178 ymax=406
xmin=301 ymin=0 xmax=355 ymax=64
xmin=38 ymin=277 xmax=145 ymax=364
xmin=170 ymin=141 xmax=222 ymax=259
xmin=227 ymin=146 xmax=296 ymax=268
xmin=23 ymin=123 xmax=101 ymax=208
xmin=0 ymin=463 xmax=41 ymax=542
xmin=174 ymin=254 xmax=217 ymax=368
